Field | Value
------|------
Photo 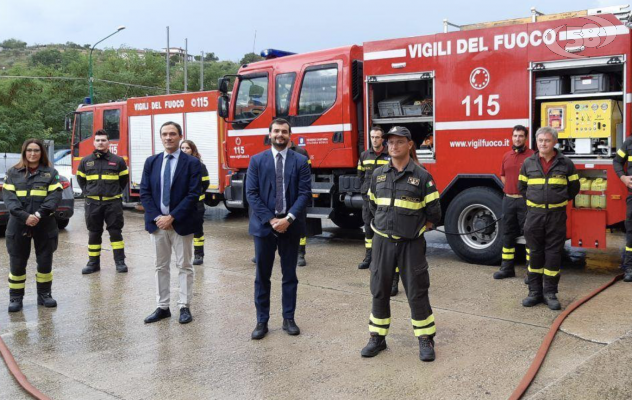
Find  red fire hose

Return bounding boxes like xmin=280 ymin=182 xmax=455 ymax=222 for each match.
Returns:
xmin=0 ymin=332 xmax=50 ymax=400
xmin=509 ymin=273 xmax=625 ymax=400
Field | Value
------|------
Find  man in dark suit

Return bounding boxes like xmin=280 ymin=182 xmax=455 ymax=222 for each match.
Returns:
xmin=140 ymin=121 xmax=202 ymax=325
xmin=246 ymin=118 xmax=312 ymax=340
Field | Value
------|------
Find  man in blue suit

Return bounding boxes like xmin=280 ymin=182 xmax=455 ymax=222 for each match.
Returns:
xmin=140 ymin=121 xmax=202 ymax=325
xmin=246 ymin=118 xmax=312 ymax=340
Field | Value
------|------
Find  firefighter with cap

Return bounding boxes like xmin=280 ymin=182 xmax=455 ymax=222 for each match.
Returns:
xmin=494 ymin=125 xmax=534 ymax=279
xmin=361 ymin=126 xmax=441 ymax=362
xmin=77 ymin=129 xmax=130 ymax=274
xmin=3 ymin=139 xmax=63 ymax=312
xmin=613 ymin=135 xmax=632 ymax=282
xmin=357 ymin=126 xmax=390 ymax=270
xmin=518 ymin=126 xmax=580 ymax=310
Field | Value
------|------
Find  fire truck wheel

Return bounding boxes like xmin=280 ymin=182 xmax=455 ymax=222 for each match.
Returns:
xmin=331 ymin=210 xmax=363 ymax=230
xmin=444 ymin=187 xmax=502 ymax=265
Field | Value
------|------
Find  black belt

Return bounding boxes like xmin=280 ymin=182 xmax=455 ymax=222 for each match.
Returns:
xmin=275 ymin=213 xmax=287 ymax=218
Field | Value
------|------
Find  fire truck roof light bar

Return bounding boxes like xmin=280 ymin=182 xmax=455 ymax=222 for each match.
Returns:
xmin=260 ymin=49 xmax=296 ymax=60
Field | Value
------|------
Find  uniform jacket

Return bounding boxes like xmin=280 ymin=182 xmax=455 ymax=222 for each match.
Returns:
xmin=2 ymin=165 xmax=63 ymax=223
xmin=358 ymin=147 xmax=390 ymax=195
xmin=614 ymin=137 xmax=632 ymax=192
xmin=139 ymin=152 xmax=202 ymax=235
xmin=368 ymin=159 xmax=441 ymax=240
xmin=77 ymin=150 xmax=128 ymax=199
xmin=518 ymin=150 xmax=580 ymax=211
xmin=246 ymin=148 xmax=312 ymax=238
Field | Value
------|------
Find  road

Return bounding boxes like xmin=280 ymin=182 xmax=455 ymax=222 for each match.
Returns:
xmin=1 ymin=201 xmax=631 ymax=399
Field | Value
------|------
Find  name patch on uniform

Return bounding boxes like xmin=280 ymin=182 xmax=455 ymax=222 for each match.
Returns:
xmin=42 ymin=172 xmax=51 ymax=178
xmin=407 ymin=177 xmax=420 ymax=186
xmin=86 ymin=161 xmax=95 ymax=167
xmin=401 ymin=196 xmax=421 ymax=203
xmin=376 ymin=174 xmax=387 ymax=183
xmin=108 ymin=162 xmax=117 ymax=166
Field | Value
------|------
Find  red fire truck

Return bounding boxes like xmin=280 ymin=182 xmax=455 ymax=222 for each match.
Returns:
xmin=217 ymin=6 xmax=632 ymax=264
xmin=70 ymin=91 xmax=229 ymax=206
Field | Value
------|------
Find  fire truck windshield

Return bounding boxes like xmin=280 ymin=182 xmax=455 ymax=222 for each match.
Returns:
xmin=234 ymin=75 xmax=268 ymax=122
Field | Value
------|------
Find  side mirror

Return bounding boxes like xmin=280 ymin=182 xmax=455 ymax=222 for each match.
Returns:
xmin=218 ymin=95 xmax=229 ymax=119
xmin=218 ymin=77 xmax=230 ymax=94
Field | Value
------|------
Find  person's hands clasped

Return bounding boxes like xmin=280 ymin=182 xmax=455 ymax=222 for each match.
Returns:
xmin=156 ymin=215 xmax=174 ymax=230
xmin=270 ymin=217 xmax=290 ymax=234
xmin=26 ymin=214 xmax=40 ymax=227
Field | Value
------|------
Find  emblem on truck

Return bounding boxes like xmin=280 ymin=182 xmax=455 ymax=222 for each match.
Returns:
xmin=470 ymin=67 xmax=490 ymax=90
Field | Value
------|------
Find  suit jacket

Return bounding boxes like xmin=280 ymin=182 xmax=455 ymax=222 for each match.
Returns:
xmin=246 ymin=148 xmax=312 ymax=237
xmin=140 ymin=151 xmax=202 ymax=235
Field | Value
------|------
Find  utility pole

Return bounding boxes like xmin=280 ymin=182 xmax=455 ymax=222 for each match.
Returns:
xmin=184 ymin=38 xmax=188 ymax=92
xmin=252 ymin=30 xmax=257 ymax=54
xmin=200 ymin=51 xmax=204 ymax=91
xmin=166 ymin=26 xmax=170 ymax=94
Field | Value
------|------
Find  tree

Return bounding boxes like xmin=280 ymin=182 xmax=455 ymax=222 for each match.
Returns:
xmin=1 ymin=38 xmax=27 ymax=49
xmin=204 ymin=52 xmax=219 ymax=62
xmin=30 ymin=49 xmax=63 ymax=68
xmin=239 ymin=52 xmax=263 ymax=65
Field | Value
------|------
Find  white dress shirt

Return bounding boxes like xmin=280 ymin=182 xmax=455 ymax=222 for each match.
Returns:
xmin=270 ymin=146 xmax=295 ymax=220
xmin=160 ymin=149 xmax=181 ymax=215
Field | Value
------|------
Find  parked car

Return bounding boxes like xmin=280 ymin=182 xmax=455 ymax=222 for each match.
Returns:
xmin=0 ymin=169 xmax=75 ymax=234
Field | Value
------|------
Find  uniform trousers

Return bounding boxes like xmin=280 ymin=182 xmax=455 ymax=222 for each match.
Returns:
xmin=524 ymin=210 xmax=566 ymax=294
xmin=85 ymin=199 xmax=125 ymax=262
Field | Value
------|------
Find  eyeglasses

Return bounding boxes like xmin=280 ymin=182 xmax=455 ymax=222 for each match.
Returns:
xmin=26 ymin=149 xmax=41 ymax=153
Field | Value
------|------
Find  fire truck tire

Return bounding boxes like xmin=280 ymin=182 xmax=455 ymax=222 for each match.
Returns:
xmin=444 ymin=187 xmax=502 ymax=266
xmin=223 ymin=200 xmax=247 ymax=215
xmin=204 ymin=198 xmax=221 ymax=207
xmin=331 ymin=210 xmax=363 ymax=230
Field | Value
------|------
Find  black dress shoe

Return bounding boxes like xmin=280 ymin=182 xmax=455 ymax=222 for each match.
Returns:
xmin=144 ymin=307 xmax=171 ymax=323
xmin=179 ymin=307 xmax=193 ymax=324
xmin=115 ymin=260 xmax=128 ymax=273
xmin=251 ymin=322 xmax=268 ymax=340
xmin=282 ymin=318 xmax=300 ymax=335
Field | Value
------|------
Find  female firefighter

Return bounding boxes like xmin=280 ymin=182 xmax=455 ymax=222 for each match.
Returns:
xmin=3 ymin=139 xmax=63 ymax=312
xmin=180 ymin=140 xmax=210 ymax=265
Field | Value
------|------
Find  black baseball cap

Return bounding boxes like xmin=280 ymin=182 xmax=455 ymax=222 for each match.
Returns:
xmin=384 ymin=126 xmax=412 ymax=140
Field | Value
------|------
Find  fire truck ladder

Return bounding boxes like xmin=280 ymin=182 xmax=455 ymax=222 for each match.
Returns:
xmin=443 ymin=5 xmax=632 ymax=33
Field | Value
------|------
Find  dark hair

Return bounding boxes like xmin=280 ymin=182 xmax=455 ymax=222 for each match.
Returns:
xmin=269 ymin=118 xmax=292 ymax=133
xmin=513 ymin=125 xmax=528 ymax=136
xmin=161 ymin=121 xmax=183 ymax=136
xmin=94 ymin=129 xmax=109 ymax=139
xmin=369 ymin=126 xmax=384 ymax=136
xmin=409 ymin=142 xmax=421 ymax=166
xmin=14 ymin=138 xmax=51 ymax=171
xmin=181 ymin=139 xmax=202 ymax=160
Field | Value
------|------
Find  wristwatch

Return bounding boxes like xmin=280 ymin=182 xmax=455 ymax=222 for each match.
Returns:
xmin=35 ymin=212 xmax=42 ymax=219
xmin=286 ymin=215 xmax=294 ymax=224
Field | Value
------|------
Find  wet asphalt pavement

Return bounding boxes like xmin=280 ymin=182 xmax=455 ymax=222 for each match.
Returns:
xmin=1 ymin=200 xmax=631 ymax=399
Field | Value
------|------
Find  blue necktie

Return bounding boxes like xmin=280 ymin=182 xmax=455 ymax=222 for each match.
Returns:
xmin=275 ymin=153 xmax=284 ymax=214
xmin=163 ymin=154 xmax=174 ymax=208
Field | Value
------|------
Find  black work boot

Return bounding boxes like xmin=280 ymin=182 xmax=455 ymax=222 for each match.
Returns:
xmin=8 ymin=296 xmax=23 ymax=313
xmin=543 ymin=293 xmax=561 ymax=310
xmin=82 ymin=259 xmax=100 ymax=275
xmin=193 ymin=254 xmax=204 ymax=265
xmin=522 ymin=291 xmax=544 ymax=307
xmin=297 ymin=245 xmax=306 ymax=267
xmin=361 ymin=333 xmax=387 ymax=357
xmin=493 ymin=266 xmax=516 ymax=279
xmin=418 ymin=336 xmax=436 ymax=362
xmin=624 ymin=268 xmax=632 ymax=282
xmin=115 ymin=259 xmax=128 ymax=273
xmin=391 ymin=273 xmax=399 ymax=296
xmin=358 ymin=248 xmax=372 ymax=270
xmin=37 ymin=292 xmax=57 ymax=308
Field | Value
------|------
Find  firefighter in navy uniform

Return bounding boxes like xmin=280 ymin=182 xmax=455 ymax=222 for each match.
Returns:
xmin=361 ymin=126 xmax=441 ymax=362
xmin=181 ymin=140 xmax=210 ymax=265
xmin=290 ymin=141 xmax=311 ymax=267
xmin=494 ymin=125 xmax=534 ymax=279
xmin=3 ymin=139 xmax=62 ymax=312
xmin=518 ymin=127 xmax=580 ymax=310
xmin=77 ymin=130 xmax=129 ymax=274
xmin=613 ymin=135 xmax=632 ymax=282
xmin=357 ymin=126 xmax=390 ymax=270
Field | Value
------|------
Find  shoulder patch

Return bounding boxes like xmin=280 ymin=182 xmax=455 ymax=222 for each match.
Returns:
xmin=376 ymin=174 xmax=387 ymax=183
xmin=426 ymin=180 xmax=434 ymax=188
xmin=407 ymin=177 xmax=420 ymax=186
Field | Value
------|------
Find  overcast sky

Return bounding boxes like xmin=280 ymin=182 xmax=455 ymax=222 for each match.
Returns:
xmin=0 ymin=0 xmax=624 ymax=61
